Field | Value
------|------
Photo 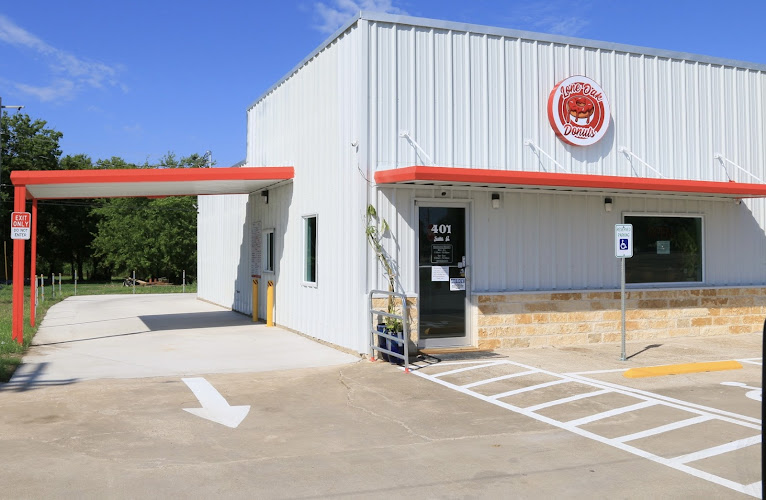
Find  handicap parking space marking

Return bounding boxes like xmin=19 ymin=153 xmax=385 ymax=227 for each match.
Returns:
xmin=737 ymin=357 xmax=763 ymax=366
xmin=721 ymin=381 xmax=763 ymax=402
xmin=410 ymin=359 xmax=762 ymax=498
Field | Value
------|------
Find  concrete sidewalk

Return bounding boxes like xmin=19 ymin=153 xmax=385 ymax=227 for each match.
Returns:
xmin=9 ymin=294 xmax=359 ymax=387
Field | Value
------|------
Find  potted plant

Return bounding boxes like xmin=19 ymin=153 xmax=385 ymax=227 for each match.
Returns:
xmin=366 ymin=204 xmax=406 ymax=362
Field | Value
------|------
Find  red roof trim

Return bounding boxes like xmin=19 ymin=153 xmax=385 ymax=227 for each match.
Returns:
xmin=375 ymin=166 xmax=766 ymax=198
xmin=10 ymin=166 xmax=294 ymax=186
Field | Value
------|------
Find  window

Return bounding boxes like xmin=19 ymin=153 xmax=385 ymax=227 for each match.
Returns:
xmin=625 ymin=215 xmax=703 ymax=284
xmin=303 ymin=215 xmax=317 ymax=284
xmin=264 ymin=229 xmax=275 ymax=273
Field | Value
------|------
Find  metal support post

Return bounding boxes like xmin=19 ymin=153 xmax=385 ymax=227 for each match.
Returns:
xmin=621 ymin=258 xmax=626 ymax=361
xmin=252 ymin=278 xmax=259 ymax=322
xmin=266 ymin=280 xmax=274 ymax=327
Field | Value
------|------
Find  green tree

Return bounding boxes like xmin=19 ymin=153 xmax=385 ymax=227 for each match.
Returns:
xmin=36 ymin=154 xmax=97 ymax=279
xmin=90 ymin=153 xmax=199 ymax=282
xmin=1 ymin=112 xmax=63 ymax=280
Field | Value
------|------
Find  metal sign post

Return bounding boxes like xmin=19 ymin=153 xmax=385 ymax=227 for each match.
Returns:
xmin=615 ymin=224 xmax=633 ymax=361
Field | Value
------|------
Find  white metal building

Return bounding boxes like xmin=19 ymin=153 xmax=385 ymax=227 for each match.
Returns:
xmin=198 ymin=12 xmax=766 ymax=355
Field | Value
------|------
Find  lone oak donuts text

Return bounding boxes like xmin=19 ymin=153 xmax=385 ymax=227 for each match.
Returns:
xmin=547 ymin=75 xmax=611 ymax=147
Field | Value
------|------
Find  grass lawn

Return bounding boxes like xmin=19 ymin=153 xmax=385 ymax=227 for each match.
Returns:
xmin=0 ymin=280 xmax=197 ymax=383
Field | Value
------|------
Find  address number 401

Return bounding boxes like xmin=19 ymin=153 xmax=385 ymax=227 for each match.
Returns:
xmin=430 ymin=224 xmax=452 ymax=235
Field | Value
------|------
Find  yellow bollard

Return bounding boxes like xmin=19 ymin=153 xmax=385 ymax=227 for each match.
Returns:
xmin=267 ymin=280 xmax=274 ymax=327
xmin=252 ymin=278 xmax=259 ymax=322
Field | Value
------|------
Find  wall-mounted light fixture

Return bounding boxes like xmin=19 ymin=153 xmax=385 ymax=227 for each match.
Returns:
xmin=261 ymin=190 xmax=269 ymax=204
xmin=604 ymin=197 xmax=613 ymax=212
xmin=491 ymin=193 xmax=501 ymax=209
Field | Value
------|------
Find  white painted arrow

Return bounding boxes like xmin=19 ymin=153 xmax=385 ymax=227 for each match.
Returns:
xmin=182 ymin=377 xmax=250 ymax=428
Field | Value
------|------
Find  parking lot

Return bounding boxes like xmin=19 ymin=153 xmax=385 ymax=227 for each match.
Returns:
xmin=0 ymin=295 xmax=762 ymax=498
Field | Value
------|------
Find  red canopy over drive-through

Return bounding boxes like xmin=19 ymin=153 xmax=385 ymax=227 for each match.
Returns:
xmin=9 ymin=166 xmax=294 ymax=343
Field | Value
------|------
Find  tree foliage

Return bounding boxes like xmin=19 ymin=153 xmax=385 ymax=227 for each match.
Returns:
xmin=2 ymin=111 xmax=201 ymax=283
xmin=90 ymin=153 xmax=200 ymax=282
xmin=1 ymin=112 xmax=63 ymax=280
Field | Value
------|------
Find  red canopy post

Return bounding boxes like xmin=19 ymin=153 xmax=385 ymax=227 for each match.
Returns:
xmin=12 ymin=185 xmax=27 ymax=344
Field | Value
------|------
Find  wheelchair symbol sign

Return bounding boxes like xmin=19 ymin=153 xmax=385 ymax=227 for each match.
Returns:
xmin=615 ymin=224 xmax=633 ymax=258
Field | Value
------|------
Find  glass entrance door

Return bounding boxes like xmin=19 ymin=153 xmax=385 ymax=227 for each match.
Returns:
xmin=418 ymin=205 xmax=468 ymax=348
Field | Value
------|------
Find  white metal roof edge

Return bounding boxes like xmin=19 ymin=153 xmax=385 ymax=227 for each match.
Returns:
xmin=362 ymin=11 xmax=766 ymax=72
xmin=248 ymin=12 xmax=363 ymax=110
xmin=248 ymin=11 xmax=766 ymax=112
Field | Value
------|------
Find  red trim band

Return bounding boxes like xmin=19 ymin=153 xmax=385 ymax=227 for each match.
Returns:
xmin=375 ymin=166 xmax=766 ymax=198
xmin=11 ymin=166 xmax=294 ymax=186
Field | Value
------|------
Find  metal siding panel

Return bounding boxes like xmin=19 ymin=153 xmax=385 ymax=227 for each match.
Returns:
xmin=244 ymin=26 xmax=369 ymax=353
xmin=197 ymin=194 xmax=249 ymax=310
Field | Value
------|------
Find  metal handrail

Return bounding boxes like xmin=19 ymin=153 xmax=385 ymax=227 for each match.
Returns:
xmin=714 ymin=154 xmax=763 ymax=183
xmin=368 ymin=289 xmax=410 ymax=373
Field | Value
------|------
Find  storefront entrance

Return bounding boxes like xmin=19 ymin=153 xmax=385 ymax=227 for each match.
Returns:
xmin=417 ymin=204 xmax=469 ymax=348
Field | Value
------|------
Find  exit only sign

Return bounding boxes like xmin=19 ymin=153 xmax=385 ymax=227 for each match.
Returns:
xmin=11 ymin=212 xmax=31 ymax=240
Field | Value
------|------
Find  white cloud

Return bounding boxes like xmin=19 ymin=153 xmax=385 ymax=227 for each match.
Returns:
xmin=510 ymin=1 xmax=591 ymax=37
xmin=313 ymin=0 xmax=407 ymax=34
xmin=13 ymin=79 xmax=76 ymax=102
xmin=0 ymin=14 xmax=123 ymax=101
xmin=122 ymin=123 xmax=143 ymax=134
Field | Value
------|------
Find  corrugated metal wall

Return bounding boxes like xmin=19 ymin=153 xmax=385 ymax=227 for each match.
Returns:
xmin=377 ymin=187 xmax=766 ymax=293
xmin=368 ymin=20 xmax=766 ymax=183
xmin=246 ymin=24 xmax=370 ymax=353
xmin=197 ymin=194 xmax=252 ymax=310
xmin=199 ymin=13 xmax=765 ymax=353
xmin=368 ymin=19 xmax=766 ymax=291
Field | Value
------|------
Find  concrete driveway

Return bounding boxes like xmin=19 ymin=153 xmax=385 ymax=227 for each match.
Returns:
xmin=0 ymin=295 xmax=761 ymax=498
xmin=8 ymin=294 xmax=360 ymax=387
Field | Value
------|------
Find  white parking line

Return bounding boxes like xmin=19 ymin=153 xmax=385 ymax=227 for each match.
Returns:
xmin=614 ymin=415 xmax=714 ymax=443
xmin=430 ymin=361 xmax=506 ymax=378
xmin=671 ymin=435 xmax=763 ymax=465
xmin=461 ymin=370 xmax=537 ymax=389
xmin=411 ymin=359 xmax=763 ymax=498
xmin=524 ymin=389 xmax=611 ymax=412
xmin=738 ymin=358 xmax=763 ymax=366
xmin=565 ymin=400 xmax=657 ymax=427
xmin=566 ymin=373 xmax=762 ymax=426
xmin=489 ymin=379 xmax=570 ymax=400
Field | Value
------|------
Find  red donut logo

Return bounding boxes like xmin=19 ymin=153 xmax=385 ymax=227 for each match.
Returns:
xmin=547 ymin=76 xmax=610 ymax=147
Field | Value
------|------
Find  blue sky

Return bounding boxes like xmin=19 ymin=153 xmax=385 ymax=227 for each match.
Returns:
xmin=1 ymin=1 xmax=764 ymax=169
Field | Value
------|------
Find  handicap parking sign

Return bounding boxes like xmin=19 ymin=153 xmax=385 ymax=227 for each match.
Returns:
xmin=615 ymin=224 xmax=633 ymax=258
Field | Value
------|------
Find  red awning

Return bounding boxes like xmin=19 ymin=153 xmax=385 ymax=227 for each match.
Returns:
xmin=375 ymin=166 xmax=766 ymax=199
xmin=11 ymin=166 xmax=294 ymax=200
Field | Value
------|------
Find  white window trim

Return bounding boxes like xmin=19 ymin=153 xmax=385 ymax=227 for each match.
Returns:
xmin=302 ymin=214 xmax=318 ymax=287
xmin=623 ymin=212 xmax=705 ymax=287
xmin=263 ymin=228 xmax=275 ymax=274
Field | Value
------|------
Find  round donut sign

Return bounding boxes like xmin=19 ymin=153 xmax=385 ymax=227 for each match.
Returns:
xmin=547 ymin=76 xmax=610 ymax=147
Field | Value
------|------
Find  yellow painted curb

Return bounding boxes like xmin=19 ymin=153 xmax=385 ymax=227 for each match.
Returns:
xmin=623 ymin=360 xmax=743 ymax=378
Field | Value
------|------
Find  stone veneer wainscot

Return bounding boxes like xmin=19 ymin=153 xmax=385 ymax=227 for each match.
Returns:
xmin=474 ymin=287 xmax=766 ymax=350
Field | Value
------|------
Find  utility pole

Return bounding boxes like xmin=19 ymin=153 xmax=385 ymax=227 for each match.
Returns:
xmin=1 ymin=96 xmax=25 ymax=283
xmin=1 ymin=96 xmax=25 ymax=189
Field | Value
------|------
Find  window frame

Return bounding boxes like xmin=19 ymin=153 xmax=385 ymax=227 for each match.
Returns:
xmin=302 ymin=214 xmax=318 ymax=287
xmin=263 ymin=228 xmax=275 ymax=274
xmin=623 ymin=213 xmax=705 ymax=286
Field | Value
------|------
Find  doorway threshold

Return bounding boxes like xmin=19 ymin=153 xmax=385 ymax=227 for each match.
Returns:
xmin=419 ymin=346 xmax=490 ymax=355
